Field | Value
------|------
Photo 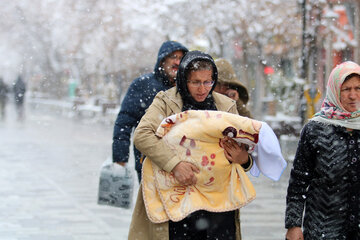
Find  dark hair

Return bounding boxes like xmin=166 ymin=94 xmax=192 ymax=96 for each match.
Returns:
xmin=344 ymin=73 xmax=360 ymax=82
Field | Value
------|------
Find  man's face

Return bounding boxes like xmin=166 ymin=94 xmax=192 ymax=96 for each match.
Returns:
xmin=161 ymin=50 xmax=184 ymax=81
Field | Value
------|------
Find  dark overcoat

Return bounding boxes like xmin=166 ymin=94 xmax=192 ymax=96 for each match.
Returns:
xmin=285 ymin=120 xmax=360 ymax=239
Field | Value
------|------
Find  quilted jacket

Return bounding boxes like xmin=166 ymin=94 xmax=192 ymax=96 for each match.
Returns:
xmin=285 ymin=120 xmax=360 ymax=239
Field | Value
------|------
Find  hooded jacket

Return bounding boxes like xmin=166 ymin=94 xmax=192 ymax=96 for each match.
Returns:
xmin=215 ymin=59 xmax=251 ymax=117
xmin=112 ymin=41 xmax=188 ymax=179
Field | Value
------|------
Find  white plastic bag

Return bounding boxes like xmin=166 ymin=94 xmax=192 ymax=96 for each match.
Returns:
xmin=97 ymin=157 xmax=134 ymax=209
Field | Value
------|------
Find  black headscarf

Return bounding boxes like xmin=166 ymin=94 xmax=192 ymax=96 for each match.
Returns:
xmin=176 ymin=51 xmax=218 ymax=111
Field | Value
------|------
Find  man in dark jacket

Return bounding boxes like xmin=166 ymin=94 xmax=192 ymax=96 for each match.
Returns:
xmin=112 ymin=41 xmax=188 ymax=181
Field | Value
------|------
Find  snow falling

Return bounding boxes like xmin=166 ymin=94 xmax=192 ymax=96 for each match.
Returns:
xmin=0 ymin=0 xmax=359 ymax=239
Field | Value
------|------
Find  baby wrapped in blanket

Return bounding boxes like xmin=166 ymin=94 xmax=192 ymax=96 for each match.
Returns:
xmin=142 ymin=110 xmax=286 ymax=223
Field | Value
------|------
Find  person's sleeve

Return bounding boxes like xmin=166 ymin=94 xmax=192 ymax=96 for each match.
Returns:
xmin=242 ymin=155 xmax=253 ymax=172
xmin=133 ymin=92 xmax=179 ymax=172
xmin=112 ymin=79 xmax=146 ymax=163
xmin=285 ymin=123 xmax=315 ymax=228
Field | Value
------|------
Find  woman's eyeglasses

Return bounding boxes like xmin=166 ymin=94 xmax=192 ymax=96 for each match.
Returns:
xmin=187 ymin=80 xmax=215 ymax=88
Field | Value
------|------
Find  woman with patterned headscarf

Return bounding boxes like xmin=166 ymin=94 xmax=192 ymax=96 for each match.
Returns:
xmin=285 ymin=61 xmax=360 ymax=240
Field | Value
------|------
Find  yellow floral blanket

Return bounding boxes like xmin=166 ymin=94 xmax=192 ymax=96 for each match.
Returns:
xmin=142 ymin=110 xmax=260 ymax=223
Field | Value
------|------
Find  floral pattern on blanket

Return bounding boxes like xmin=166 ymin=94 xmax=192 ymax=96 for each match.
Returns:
xmin=142 ymin=110 xmax=260 ymax=223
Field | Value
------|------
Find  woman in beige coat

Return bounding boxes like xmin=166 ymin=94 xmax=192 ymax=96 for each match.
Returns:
xmin=129 ymin=51 xmax=252 ymax=240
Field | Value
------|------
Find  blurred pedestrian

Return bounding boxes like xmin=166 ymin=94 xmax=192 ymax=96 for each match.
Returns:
xmin=13 ymin=76 xmax=26 ymax=121
xmin=285 ymin=61 xmax=360 ymax=240
xmin=214 ymin=58 xmax=251 ymax=117
xmin=129 ymin=51 xmax=252 ymax=240
xmin=0 ymin=77 xmax=8 ymax=120
xmin=112 ymin=41 xmax=188 ymax=182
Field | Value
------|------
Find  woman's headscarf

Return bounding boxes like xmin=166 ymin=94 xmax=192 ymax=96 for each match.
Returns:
xmin=176 ymin=51 xmax=218 ymax=111
xmin=311 ymin=61 xmax=360 ymax=130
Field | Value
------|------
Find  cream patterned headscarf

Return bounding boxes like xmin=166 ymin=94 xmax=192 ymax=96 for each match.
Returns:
xmin=312 ymin=61 xmax=360 ymax=130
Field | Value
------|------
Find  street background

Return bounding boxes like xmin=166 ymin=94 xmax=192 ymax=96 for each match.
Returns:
xmin=0 ymin=101 xmax=291 ymax=240
xmin=1 ymin=1 xmax=360 ymax=124
xmin=1 ymin=1 xmax=359 ymax=238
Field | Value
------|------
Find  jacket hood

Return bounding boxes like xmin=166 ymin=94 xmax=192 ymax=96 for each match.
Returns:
xmin=215 ymin=58 xmax=249 ymax=104
xmin=154 ymin=41 xmax=188 ymax=75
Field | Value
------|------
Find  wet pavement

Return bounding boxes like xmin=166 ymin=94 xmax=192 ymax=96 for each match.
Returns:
xmin=240 ymin=167 xmax=290 ymax=240
xmin=0 ymin=101 xmax=294 ymax=240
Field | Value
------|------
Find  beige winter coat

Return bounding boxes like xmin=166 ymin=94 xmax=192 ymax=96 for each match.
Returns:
xmin=129 ymin=87 xmax=244 ymax=240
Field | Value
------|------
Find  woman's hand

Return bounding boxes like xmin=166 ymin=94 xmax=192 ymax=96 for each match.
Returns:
xmin=285 ymin=227 xmax=304 ymax=240
xmin=172 ymin=161 xmax=199 ymax=186
xmin=220 ymin=136 xmax=248 ymax=165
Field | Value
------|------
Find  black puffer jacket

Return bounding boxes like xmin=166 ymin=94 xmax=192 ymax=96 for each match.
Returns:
xmin=285 ymin=120 xmax=360 ymax=239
